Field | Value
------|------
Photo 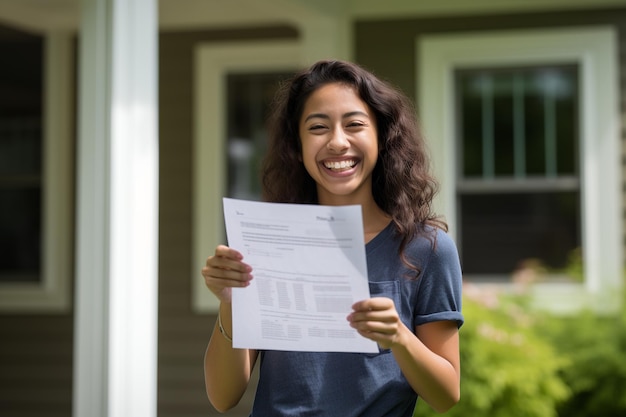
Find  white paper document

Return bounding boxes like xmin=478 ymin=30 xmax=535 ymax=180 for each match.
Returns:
xmin=223 ymin=198 xmax=378 ymax=353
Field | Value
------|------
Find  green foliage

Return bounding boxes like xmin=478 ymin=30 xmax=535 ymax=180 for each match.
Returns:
xmin=561 ymin=248 xmax=584 ymax=283
xmin=414 ymin=289 xmax=570 ymax=417
xmin=413 ymin=269 xmax=626 ymax=417
xmin=537 ymin=303 xmax=626 ymax=417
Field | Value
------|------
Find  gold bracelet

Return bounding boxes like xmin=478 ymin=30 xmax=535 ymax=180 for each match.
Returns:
xmin=217 ymin=313 xmax=233 ymax=343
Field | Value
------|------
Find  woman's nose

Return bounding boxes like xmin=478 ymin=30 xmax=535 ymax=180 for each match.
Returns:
xmin=326 ymin=128 xmax=349 ymax=152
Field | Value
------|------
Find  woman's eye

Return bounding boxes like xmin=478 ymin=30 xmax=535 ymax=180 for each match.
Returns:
xmin=347 ymin=121 xmax=364 ymax=128
xmin=309 ymin=124 xmax=326 ymax=131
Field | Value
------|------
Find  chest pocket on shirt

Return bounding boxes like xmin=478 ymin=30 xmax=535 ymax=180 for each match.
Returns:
xmin=364 ymin=281 xmax=401 ymax=357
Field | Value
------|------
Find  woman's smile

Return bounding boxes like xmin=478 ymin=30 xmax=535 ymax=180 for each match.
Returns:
xmin=298 ymin=82 xmax=379 ymax=205
xmin=321 ymin=157 xmax=361 ymax=177
xmin=323 ymin=158 xmax=357 ymax=171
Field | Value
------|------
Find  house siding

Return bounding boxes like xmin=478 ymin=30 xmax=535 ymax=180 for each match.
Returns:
xmin=0 ymin=316 xmax=73 ymax=417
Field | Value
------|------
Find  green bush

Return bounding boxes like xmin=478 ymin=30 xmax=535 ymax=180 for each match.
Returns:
xmin=538 ymin=303 xmax=626 ymax=417
xmin=413 ymin=272 xmax=626 ymax=417
xmin=414 ymin=288 xmax=570 ymax=417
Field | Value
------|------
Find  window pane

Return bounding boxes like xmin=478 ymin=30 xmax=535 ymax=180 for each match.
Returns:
xmin=492 ymin=73 xmax=514 ymax=176
xmin=0 ymin=25 xmax=43 ymax=283
xmin=457 ymin=65 xmax=578 ymax=179
xmin=226 ymin=72 xmax=293 ymax=200
xmin=524 ymin=76 xmax=546 ymax=175
xmin=459 ymin=191 xmax=580 ymax=275
xmin=459 ymin=76 xmax=483 ymax=177
xmin=0 ymin=118 xmax=42 ymax=176
xmin=0 ymin=188 xmax=41 ymax=282
xmin=525 ymin=68 xmax=579 ymax=176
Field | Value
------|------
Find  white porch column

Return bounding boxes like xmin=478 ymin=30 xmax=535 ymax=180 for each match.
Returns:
xmin=73 ymin=0 xmax=159 ymax=416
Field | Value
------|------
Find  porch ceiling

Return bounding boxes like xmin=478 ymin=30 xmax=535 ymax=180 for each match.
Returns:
xmin=0 ymin=0 xmax=624 ymax=33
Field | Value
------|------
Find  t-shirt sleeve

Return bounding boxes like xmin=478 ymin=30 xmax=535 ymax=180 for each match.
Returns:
xmin=413 ymin=230 xmax=464 ymax=328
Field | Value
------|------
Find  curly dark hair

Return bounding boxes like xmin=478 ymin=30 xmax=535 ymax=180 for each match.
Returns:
xmin=261 ymin=59 xmax=447 ymax=271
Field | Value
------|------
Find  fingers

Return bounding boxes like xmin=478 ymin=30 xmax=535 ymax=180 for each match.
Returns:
xmin=201 ymin=264 xmax=252 ymax=288
xmin=347 ymin=297 xmax=402 ymax=348
xmin=205 ymin=257 xmax=251 ymax=280
xmin=207 ymin=245 xmax=251 ymax=274
xmin=214 ymin=244 xmax=243 ymax=261
xmin=211 ymin=245 xmax=246 ymax=268
xmin=201 ymin=245 xmax=254 ymax=302
xmin=347 ymin=299 xmax=397 ymax=328
xmin=351 ymin=297 xmax=394 ymax=314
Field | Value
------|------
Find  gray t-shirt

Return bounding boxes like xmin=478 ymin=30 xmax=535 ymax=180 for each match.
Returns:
xmin=250 ymin=223 xmax=463 ymax=417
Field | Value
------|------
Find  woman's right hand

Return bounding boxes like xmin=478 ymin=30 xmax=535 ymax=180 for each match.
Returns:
xmin=201 ymin=245 xmax=253 ymax=303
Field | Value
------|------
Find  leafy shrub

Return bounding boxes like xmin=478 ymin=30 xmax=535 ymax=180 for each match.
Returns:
xmin=537 ymin=302 xmax=626 ymax=417
xmin=414 ymin=285 xmax=570 ymax=417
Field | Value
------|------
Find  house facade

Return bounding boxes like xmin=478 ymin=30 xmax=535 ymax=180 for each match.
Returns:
xmin=0 ymin=0 xmax=624 ymax=416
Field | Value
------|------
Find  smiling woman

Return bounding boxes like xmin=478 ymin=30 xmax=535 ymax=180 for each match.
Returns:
xmin=202 ymin=60 xmax=464 ymax=416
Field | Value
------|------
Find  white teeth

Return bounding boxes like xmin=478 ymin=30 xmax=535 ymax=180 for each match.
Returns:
xmin=324 ymin=160 xmax=356 ymax=170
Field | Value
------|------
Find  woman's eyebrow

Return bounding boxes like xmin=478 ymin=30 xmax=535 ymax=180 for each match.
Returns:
xmin=303 ymin=113 xmax=329 ymax=123
xmin=303 ymin=110 xmax=369 ymax=123
xmin=343 ymin=111 xmax=369 ymax=119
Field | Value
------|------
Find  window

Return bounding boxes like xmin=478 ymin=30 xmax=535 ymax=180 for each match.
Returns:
xmin=0 ymin=29 xmax=73 ymax=312
xmin=456 ymin=65 xmax=581 ymax=279
xmin=418 ymin=27 xmax=621 ymax=312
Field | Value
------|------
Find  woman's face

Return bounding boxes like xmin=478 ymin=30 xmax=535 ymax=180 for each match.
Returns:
xmin=298 ymin=82 xmax=379 ymax=206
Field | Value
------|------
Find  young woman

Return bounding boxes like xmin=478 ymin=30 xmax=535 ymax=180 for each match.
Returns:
xmin=202 ymin=60 xmax=463 ymax=416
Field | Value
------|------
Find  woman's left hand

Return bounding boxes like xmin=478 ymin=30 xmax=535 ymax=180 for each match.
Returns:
xmin=347 ymin=297 xmax=409 ymax=349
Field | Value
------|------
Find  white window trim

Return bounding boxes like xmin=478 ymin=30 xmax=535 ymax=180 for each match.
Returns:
xmin=418 ymin=26 xmax=622 ymax=313
xmin=192 ymin=41 xmax=303 ymax=313
xmin=0 ymin=32 xmax=73 ymax=313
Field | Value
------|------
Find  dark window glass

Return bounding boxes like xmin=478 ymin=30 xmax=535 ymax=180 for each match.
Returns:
xmin=0 ymin=188 xmax=41 ymax=282
xmin=457 ymin=65 xmax=578 ymax=179
xmin=226 ymin=72 xmax=293 ymax=200
xmin=456 ymin=65 xmax=580 ymax=278
xmin=0 ymin=25 xmax=43 ymax=283
xmin=459 ymin=192 xmax=580 ymax=274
